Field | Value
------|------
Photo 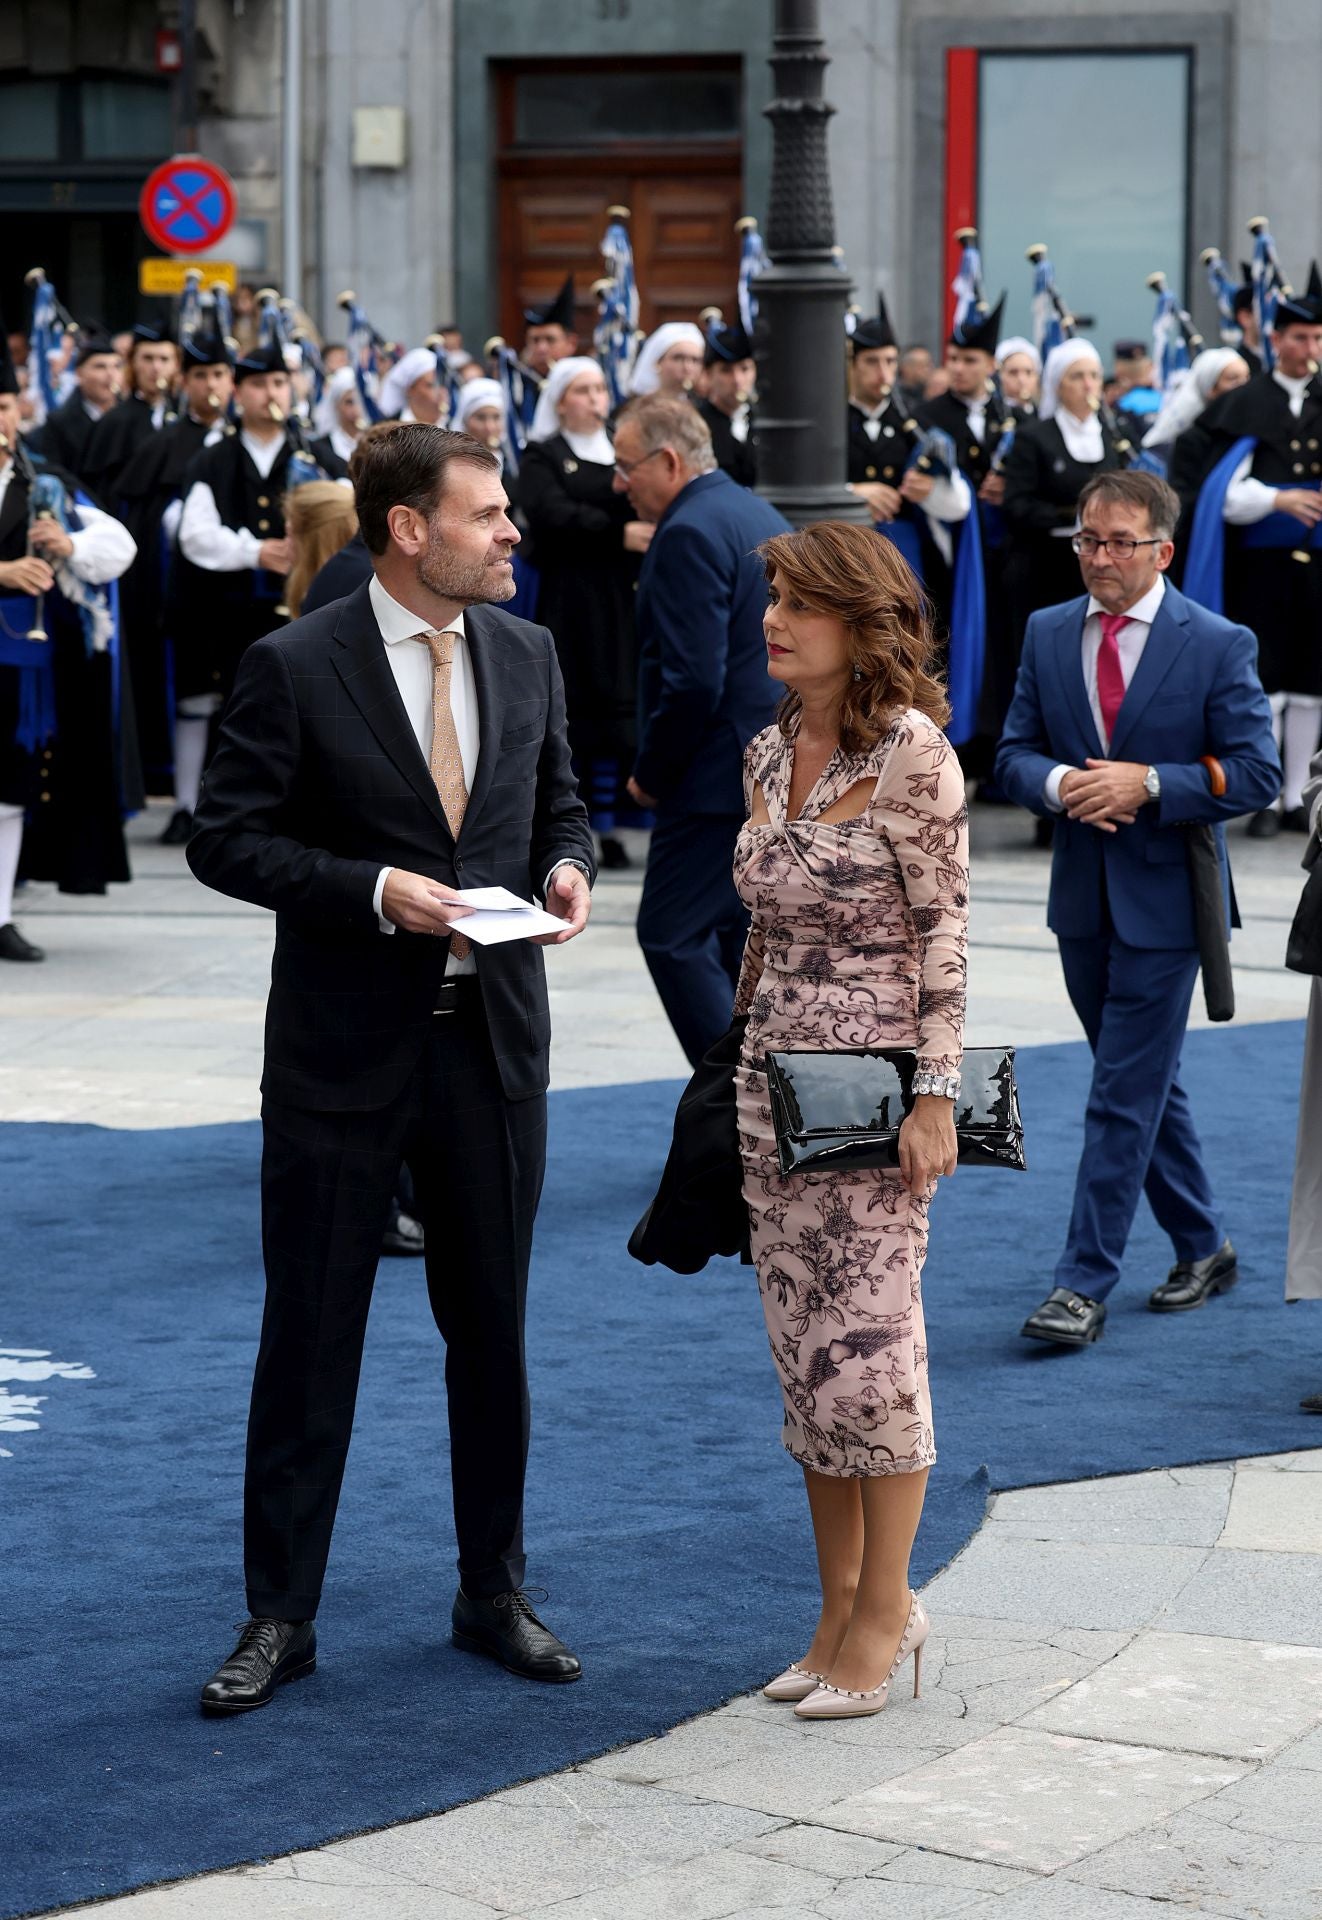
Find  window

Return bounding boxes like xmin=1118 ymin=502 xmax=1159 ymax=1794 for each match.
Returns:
xmin=512 ymin=67 xmax=740 ymax=146
xmin=0 ymin=80 xmax=60 ymax=162
xmin=81 ymin=79 xmax=174 ymax=161
xmin=977 ymin=52 xmax=1190 ymax=360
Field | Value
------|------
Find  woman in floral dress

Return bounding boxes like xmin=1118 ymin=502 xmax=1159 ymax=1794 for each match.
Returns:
xmin=734 ymin=522 xmax=969 ymax=1720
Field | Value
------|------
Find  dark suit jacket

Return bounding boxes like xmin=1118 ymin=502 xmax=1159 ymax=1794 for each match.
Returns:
xmin=633 ymin=468 xmax=789 ymax=815
xmin=995 ymin=585 xmax=1279 ymax=950
xmin=32 ymin=393 xmax=99 ymax=480
xmin=188 ymin=581 xmax=595 ymax=1111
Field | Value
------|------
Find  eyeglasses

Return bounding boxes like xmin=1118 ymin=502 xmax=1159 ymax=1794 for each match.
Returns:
xmin=1071 ymin=533 xmax=1165 ymax=560
xmin=613 ymin=448 xmax=666 ymax=480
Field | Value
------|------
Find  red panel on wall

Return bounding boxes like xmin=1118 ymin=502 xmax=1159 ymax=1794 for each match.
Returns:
xmin=943 ymin=48 xmax=979 ymax=338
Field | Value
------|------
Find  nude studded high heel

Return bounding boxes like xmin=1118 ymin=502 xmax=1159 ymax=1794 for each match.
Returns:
xmin=793 ymin=1593 xmax=930 ymax=1720
xmin=762 ymin=1661 xmax=827 ymax=1702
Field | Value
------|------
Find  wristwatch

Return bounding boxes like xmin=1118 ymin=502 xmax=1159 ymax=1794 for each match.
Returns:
xmin=1143 ymin=765 xmax=1161 ymax=803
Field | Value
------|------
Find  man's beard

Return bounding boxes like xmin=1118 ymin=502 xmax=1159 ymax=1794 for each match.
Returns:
xmin=418 ymin=521 xmax=516 ymax=604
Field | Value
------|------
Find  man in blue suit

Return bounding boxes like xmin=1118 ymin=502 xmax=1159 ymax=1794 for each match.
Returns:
xmin=616 ymin=396 xmax=790 ymax=1063
xmin=996 ymin=470 xmax=1279 ymax=1347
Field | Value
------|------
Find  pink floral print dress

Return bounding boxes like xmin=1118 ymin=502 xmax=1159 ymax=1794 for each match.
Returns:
xmin=733 ymin=709 xmax=969 ymax=1478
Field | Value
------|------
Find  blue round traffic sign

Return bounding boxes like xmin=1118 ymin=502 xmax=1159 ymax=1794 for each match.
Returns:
xmin=139 ymin=155 xmax=236 ymax=256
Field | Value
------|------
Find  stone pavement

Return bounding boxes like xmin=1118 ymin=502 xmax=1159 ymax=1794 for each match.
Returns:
xmin=8 ymin=800 xmax=1321 ymax=1918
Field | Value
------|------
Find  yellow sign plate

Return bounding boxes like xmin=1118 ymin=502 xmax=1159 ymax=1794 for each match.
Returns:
xmin=138 ymin=259 xmax=238 ymax=295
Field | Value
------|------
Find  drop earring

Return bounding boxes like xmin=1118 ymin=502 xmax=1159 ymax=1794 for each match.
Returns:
xmin=852 ymin=663 xmax=863 ymax=682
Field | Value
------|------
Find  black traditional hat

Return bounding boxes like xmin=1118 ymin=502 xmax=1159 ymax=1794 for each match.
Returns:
xmin=233 ymin=339 xmax=286 ymax=382
xmin=851 ymin=294 xmax=897 ymax=352
xmin=949 ymin=291 xmax=1005 ymax=354
xmin=182 ymin=328 xmax=232 ymax=370
xmin=132 ymin=320 xmax=174 ymax=346
xmin=1273 ymin=273 xmax=1322 ymax=328
xmin=704 ymin=317 xmax=754 ymax=366
xmin=74 ymin=330 xmax=119 ymax=367
xmin=1231 ymin=282 xmax=1255 ymax=317
xmin=524 ymin=275 xmax=575 ymax=331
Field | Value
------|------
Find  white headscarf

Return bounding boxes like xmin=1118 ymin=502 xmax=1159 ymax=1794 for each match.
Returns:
xmin=626 ymin=322 xmax=705 ymax=397
xmin=379 ymin=346 xmax=439 ymax=420
xmin=453 ymin=378 xmax=504 ymax=434
xmin=1039 ymin=339 xmax=1103 ymax=421
xmin=995 ymin=335 xmax=1041 ymax=373
xmin=313 ymin=364 xmax=358 ymax=436
xmin=527 ymin=356 xmax=605 ymax=443
xmin=1141 ymin=348 xmax=1244 ymax=450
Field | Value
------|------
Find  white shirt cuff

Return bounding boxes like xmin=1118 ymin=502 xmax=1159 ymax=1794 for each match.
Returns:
xmin=1044 ymin=765 xmax=1073 ymax=812
xmin=1223 ymin=457 xmax=1279 ymax=526
xmin=373 ymin=866 xmax=395 ymax=933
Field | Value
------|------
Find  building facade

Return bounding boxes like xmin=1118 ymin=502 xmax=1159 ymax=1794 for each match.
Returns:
xmin=4 ymin=0 xmax=1320 ymax=363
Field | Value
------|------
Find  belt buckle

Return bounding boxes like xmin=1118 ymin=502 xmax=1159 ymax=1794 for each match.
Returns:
xmin=433 ymin=980 xmax=459 ymax=1017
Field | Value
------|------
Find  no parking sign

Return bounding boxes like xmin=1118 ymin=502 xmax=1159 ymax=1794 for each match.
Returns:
xmin=139 ymin=155 xmax=237 ymax=256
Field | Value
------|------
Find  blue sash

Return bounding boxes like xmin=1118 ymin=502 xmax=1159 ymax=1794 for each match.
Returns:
xmin=1182 ymin=436 xmax=1256 ymax=616
xmin=946 ymin=504 xmax=986 ymax=746
xmin=0 ymin=600 xmax=58 ymax=753
xmin=1242 ymin=490 xmax=1322 ymax=549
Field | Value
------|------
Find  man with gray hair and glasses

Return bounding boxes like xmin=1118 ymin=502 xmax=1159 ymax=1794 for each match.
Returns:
xmin=996 ymin=468 xmax=1278 ymax=1349
xmin=614 ymin=395 xmax=790 ymax=1064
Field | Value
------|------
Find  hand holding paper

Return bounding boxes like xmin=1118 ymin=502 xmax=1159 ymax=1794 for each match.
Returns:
xmin=446 ymin=887 xmax=565 ymax=946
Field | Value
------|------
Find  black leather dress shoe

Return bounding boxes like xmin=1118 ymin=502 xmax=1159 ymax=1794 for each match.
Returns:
xmin=1148 ymin=1238 xmax=1238 ymax=1313
xmin=1301 ymin=1393 xmax=1322 ymax=1414
xmin=598 ymin=834 xmax=632 ymax=871
xmin=199 ymin=1617 xmax=316 ymax=1715
xmin=1281 ymin=805 xmax=1312 ymax=833
xmin=0 ymin=922 xmax=44 ymax=963
xmin=1246 ymin=808 xmax=1281 ymax=840
xmin=381 ymin=1202 xmax=425 ymax=1256
xmin=159 ymin=807 xmax=193 ymax=846
xmin=452 ymin=1587 xmax=582 ymax=1683
xmin=1020 ymin=1286 xmax=1106 ymax=1347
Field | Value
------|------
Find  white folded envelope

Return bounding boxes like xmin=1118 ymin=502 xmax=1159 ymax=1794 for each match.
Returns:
xmin=447 ymin=887 xmax=563 ymax=946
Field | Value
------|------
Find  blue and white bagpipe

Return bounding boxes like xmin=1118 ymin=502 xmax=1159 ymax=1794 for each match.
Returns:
xmin=1248 ymin=215 xmax=1285 ymax=372
xmin=426 ymin=332 xmax=464 ymax=430
xmin=255 ymin=289 xmax=325 ymax=489
xmin=876 ymin=424 xmax=986 ymax=746
xmin=483 ymin=335 xmax=529 ymax=483
xmin=1200 ymin=246 xmax=1245 ymax=347
xmin=22 ymin=267 xmax=73 ymax=431
xmin=593 ymin=205 xmax=641 ymax=411
xmin=0 ymin=443 xmax=121 ymax=761
xmin=1026 ymin=243 xmax=1072 ymax=359
xmin=337 ymin=289 xmax=387 ymax=426
xmin=1131 ymin=270 xmax=1203 ymax=477
xmin=1183 ymin=433 xmax=1322 ymax=615
xmin=735 ymin=214 xmax=768 ymax=338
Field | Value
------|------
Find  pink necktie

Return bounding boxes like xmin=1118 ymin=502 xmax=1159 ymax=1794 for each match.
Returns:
xmin=1096 ymin=613 xmax=1128 ymax=746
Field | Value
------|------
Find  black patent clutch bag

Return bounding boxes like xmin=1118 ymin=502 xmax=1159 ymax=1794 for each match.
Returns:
xmin=764 ymin=1047 xmax=1026 ymax=1176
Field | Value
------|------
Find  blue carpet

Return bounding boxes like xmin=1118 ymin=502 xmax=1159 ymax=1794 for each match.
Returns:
xmin=4 ymin=1019 xmax=1318 ymax=1916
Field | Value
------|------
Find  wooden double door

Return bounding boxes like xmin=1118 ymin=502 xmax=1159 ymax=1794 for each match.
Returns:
xmin=495 ymin=64 xmax=745 ymax=347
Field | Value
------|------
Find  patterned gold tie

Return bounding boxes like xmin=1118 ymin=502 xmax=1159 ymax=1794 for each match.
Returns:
xmin=420 ymin=627 xmax=471 ymax=959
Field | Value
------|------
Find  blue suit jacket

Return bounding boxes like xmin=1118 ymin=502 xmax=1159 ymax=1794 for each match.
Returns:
xmin=633 ymin=468 xmax=790 ymax=815
xmin=994 ymin=584 xmax=1279 ymax=949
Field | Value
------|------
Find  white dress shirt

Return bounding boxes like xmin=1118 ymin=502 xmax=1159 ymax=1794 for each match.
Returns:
xmin=1043 ymin=575 xmax=1167 ymax=810
xmin=1223 ymin=369 xmax=1314 ymax=525
xmin=178 ymin=430 xmax=286 ymax=571
xmin=368 ymin=574 xmax=479 ymax=975
xmin=0 ymin=463 xmax=137 ymax=583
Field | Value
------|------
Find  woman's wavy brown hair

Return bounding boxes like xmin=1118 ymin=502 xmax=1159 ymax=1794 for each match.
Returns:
xmin=758 ymin=521 xmax=950 ymax=751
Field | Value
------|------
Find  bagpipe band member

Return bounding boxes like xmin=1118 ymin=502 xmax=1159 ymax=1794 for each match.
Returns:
xmin=33 ymin=330 xmax=123 ymax=483
xmin=920 ymin=292 xmax=1014 ymax=499
xmin=452 ymin=378 xmax=507 ymax=454
xmin=1182 ymin=279 xmax=1322 ymax=836
xmin=379 ymin=347 xmax=445 ymax=426
xmin=518 ymin=275 xmax=578 ymax=427
xmin=698 ymin=317 xmax=757 ymax=489
xmin=82 ymin=321 xmax=179 ymax=499
xmin=0 ymin=362 xmax=137 ymax=960
xmin=116 ymin=325 xmax=235 ymax=827
xmin=308 ymin=365 xmax=364 ymax=481
xmin=626 ymin=323 xmax=705 ymax=401
xmin=996 ymin=336 xmax=1041 ymax=415
xmin=165 ymin=340 xmax=294 ymax=830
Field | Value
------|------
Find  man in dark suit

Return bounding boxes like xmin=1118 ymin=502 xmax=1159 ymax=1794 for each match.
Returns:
xmin=996 ymin=470 xmax=1279 ymax=1349
xmin=188 ymin=423 xmax=595 ymax=1711
xmin=32 ymin=332 xmax=123 ymax=482
xmin=616 ymin=396 xmax=789 ymax=1064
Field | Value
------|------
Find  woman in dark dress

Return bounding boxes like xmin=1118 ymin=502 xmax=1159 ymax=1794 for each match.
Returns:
xmin=517 ymin=356 xmax=652 ymax=868
xmin=1002 ymin=339 xmax=1131 ymax=652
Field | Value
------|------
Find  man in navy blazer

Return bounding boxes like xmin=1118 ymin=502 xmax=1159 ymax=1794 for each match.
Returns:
xmin=616 ymin=396 xmax=790 ymax=1063
xmin=996 ymin=470 xmax=1279 ymax=1348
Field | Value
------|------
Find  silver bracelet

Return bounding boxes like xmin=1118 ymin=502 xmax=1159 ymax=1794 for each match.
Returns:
xmin=912 ymin=1068 xmax=961 ymax=1099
